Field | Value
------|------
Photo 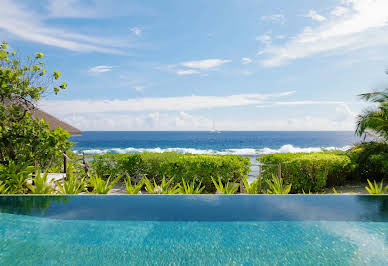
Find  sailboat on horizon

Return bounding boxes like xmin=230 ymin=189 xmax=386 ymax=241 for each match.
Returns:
xmin=211 ymin=120 xmax=221 ymax=133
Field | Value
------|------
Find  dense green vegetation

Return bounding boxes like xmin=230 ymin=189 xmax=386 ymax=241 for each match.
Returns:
xmin=351 ymin=76 xmax=388 ymax=181
xmin=90 ymin=152 xmax=250 ymax=192
xmin=348 ymin=142 xmax=388 ymax=181
xmin=257 ymin=143 xmax=387 ymax=193
xmin=0 ymin=153 xmax=386 ymax=194
xmin=258 ymin=152 xmax=352 ymax=193
xmin=0 ymin=41 xmax=71 ymax=168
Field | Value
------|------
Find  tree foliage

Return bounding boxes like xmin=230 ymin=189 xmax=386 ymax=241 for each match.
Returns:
xmin=355 ymin=75 xmax=388 ymax=141
xmin=0 ymin=41 xmax=72 ymax=167
xmin=348 ymin=142 xmax=388 ymax=181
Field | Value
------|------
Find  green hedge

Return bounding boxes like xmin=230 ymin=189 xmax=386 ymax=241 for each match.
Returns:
xmin=258 ymin=152 xmax=351 ymax=193
xmin=348 ymin=142 xmax=388 ymax=181
xmin=90 ymin=152 xmax=250 ymax=192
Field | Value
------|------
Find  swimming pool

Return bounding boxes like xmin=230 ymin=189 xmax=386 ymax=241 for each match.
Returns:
xmin=0 ymin=195 xmax=387 ymax=265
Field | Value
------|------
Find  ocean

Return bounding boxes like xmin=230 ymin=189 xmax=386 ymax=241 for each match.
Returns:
xmin=70 ymin=131 xmax=360 ymax=156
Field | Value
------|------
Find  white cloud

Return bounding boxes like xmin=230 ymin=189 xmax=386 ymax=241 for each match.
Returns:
xmin=176 ymin=69 xmax=200 ymax=75
xmin=130 ymin=27 xmax=142 ymax=36
xmin=256 ymin=34 xmax=272 ymax=45
xmin=259 ymin=0 xmax=388 ymax=66
xmin=334 ymin=103 xmax=356 ymax=121
xmin=134 ymin=86 xmax=144 ymax=91
xmin=57 ymin=110 xmax=355 ymax=131
xmin=305 ymin=10 xmax=327 ymax=22
xmin=256 ymin=100 xmax=346 ymax=107
xmin=256 ymin=101 xmax=357 ymax=119
xmin=39 ymin=91 xmax=295 ymax=114
xmin=161 ymin=59 xmax=231 ymax=75
xmin=241 ymin=57 xmax=253 ymax=64
xmin=88 ymin=65 xmax=114 ymax=73
xmin=260 ymin=14 xmax=286 ymax=24
xmin=174 ymin=112 xmax=211 ymax=129
xmin=40 ymin=92 xmax=357 ymax=131
xmin=181 ymin=59 xmax=231 ymax=70
xmin=254 ymin=101 xmax=356 ymax=129
xmin=0 ymin=0 xmax=123 ymax=53
xmin=47 ymin=0 xmax=97 ymax=18
xmin=60 ymin=111 xmax=213 ymax=131
xmin=271 ymin=116 xmax=355 ymax=131
xmin=331 ymin=6 xmax=349 ymax=17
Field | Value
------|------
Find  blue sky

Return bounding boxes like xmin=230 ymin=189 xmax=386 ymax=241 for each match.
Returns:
xmin=1 ymin=0 xmax=387 ymax=131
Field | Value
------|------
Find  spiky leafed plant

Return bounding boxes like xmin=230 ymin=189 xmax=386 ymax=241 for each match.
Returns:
xmin=266 ymin=174 xmax=292 ymax=194
xmin=242 ymin=176 xmax=262 ymax=194
xmin=27 ymin=169 xmax=54 ymax=194
xmin=356 ymin=87 xmax=388 ymax=142
xmin=143 ymin=176 xmax=180 ymax=194
xmin=211 ymin=176 xmax=239 ymax=194
xmin=0 ymin=181 xmax=8 ymax=194
xmin=124 ymin=177 xmax=143 ymax=194
xmin=56 ymin=165 xmax=86 ymax=194
xmin=365 ymin=179 xmax=388 ymax=194
xmin=179 ymin=178 xmax=205 ymax=194
xmin=89 ymin=173 xmax=121 ymax=194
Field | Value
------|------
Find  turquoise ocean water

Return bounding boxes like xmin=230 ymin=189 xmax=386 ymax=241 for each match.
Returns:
xmin=70 ymin=131 xmax=360 ymax=155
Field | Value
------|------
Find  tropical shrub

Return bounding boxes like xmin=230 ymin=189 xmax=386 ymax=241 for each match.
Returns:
xmin=348 ymin=142 xmax=388 ymax=181
xmin=350 ymin=81 xmax=388 ymax=182
xmin=124 ymin=177 xmax=143 ymax=194
xmin=0 ymin=41 xmax=72 ymax=168
xmin=242 ymin=176 xmax=262 ymax=194
xmin=91 ymin=152 xmax=250 ymax=192
xmin=365 ymin=179 xmax=388 ymax=194
xmin=211 ymin=176 xmax=239 ymax=194
xmin=56 ymin=166 xmax=86 ymax=194
xmin=302 ymin=189 xmax=313 ymax=194
xmin=143 ymin=176 xmax=180 ymax=194
xmin=0 ymin=161 xmax=34 ymax=194
xmin=27 ymin=169 xmax=54 ymax=194
xmin=258 ymin=152 xmax=351 ymax=193
xmin=0 ymin=181 xmax=8 ymax=194
xmin=179 ymin=178 xmax=205 ymax=194
xmin=89 ymin=173 xmax=121 ymax=194
xmin=266 ymin=175 xmax=291 ymax=194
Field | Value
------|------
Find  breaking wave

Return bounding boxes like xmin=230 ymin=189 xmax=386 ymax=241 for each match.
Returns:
xmin=75 ymin=144 xmax=352 ymax=156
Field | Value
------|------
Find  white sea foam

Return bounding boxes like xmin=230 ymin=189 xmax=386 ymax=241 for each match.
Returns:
xmin=257 ymin=144 xmax=352 ymax=155
xmin=75 ymin=144 xmax=352 ymax=156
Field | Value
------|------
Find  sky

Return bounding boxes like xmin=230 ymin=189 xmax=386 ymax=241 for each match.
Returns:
xmin=1 ymin=0 xmax=387 ymax=131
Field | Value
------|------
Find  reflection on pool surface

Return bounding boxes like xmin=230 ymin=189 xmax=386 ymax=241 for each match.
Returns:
xmin=0 ymin=195 xmax=387 ymax=265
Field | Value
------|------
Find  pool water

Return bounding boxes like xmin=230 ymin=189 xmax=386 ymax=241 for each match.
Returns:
xmin=0 ymin=195 xmax=387 ymax=265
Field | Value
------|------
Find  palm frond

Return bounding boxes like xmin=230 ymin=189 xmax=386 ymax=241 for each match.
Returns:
xmin=358 ymin=89 xmax=388 ymax=103
xmin=356 ymin=88 xmax=388 ymax=141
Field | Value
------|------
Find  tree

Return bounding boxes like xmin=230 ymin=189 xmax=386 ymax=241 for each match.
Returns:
xmin=0 ymin=41 xmax=72 ymax=167
xmin=355 ymin=75 xmax=388 ymax=142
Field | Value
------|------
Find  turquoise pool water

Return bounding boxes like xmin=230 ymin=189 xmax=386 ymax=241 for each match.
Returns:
xmin=0 ymin=195 xmax=387 ymax=265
